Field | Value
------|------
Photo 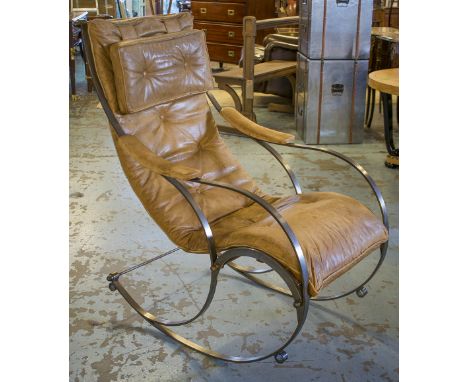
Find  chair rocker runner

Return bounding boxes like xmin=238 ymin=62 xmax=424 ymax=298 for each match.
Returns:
xmin=83 ymin=14 xmax=389 ymax=364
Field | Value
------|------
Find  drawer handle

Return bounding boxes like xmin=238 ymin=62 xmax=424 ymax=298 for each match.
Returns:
xmin=228 ymin=31 xmax=235 ymax=38
xmin=200 ymin=7 xmax=207 ymax=14
xmin=227 ymin=9 xmax=235 ymax=16
xmin=228 ymin=50 xmax=235 ymax=57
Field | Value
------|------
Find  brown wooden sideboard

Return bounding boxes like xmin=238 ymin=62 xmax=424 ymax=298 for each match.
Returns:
xmin=192 ymin=0 xmax=276 ymax=65
xmin=372 ymin=6 xmax=399 ymax=28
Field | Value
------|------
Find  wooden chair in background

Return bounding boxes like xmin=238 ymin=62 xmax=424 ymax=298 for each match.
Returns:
xmin=213 ymin=16 xmax=299 ymax=122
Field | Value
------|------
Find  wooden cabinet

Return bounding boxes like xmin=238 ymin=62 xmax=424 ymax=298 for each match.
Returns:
xmin=372 ymin=7 xmax=399 ymax=28
xmin=192 ymin=0 xmax=277 ymax=64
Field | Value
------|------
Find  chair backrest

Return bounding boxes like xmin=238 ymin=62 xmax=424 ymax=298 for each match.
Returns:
xmin=86 ymin=14 xmax=261 ymax=252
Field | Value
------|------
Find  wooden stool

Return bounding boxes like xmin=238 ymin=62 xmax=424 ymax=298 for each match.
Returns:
xmin=368 ymin=68 xmax=399 ymax=168
xmin=365 ymin=28 xmax=399 ymax=128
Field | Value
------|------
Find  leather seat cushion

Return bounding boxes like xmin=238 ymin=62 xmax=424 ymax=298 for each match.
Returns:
xmin=184 ymin=192 xmax=388 ymax=297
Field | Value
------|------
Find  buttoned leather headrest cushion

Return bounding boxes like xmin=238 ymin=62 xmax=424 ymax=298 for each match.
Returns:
xmin=109 ymin=29 xmax=214 ymax=114
xmin=87 ymin=13 xmax=194 ymax=113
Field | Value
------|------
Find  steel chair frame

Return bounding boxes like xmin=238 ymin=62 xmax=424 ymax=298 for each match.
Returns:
xmin=83 ymin=23 xmax=389 ymax=363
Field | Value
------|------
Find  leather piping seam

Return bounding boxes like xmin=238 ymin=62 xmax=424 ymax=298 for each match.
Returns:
xmin=321 ymin=236 xmax=388 ymax=288
xmin=113 ymin=46 xmax=130 ymax=114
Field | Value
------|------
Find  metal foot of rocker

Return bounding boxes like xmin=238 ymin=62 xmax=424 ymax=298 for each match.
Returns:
xmin=106 ymin=246 xmax=307 ymax=363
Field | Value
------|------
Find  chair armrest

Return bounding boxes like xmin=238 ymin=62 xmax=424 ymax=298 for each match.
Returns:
xmin=220 ymin=107 xmax=295 ymax=144
xmin=117 ymin=135 xmax=201 ymax=180
xmin=190 ymin=177 xmax=310 ymax=300
xmin=87 ymin=14 xmax=113 ymax=20
xmin=263 ymin=40 xmax=298 ymax=62
xmin=263 ymin=33 xmax=299 ymax=46
xmin=284 ymin=143 xmax=389 ymax=231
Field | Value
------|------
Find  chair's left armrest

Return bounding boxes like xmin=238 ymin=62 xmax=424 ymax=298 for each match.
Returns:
xmin=220 ymin=107 xmax=295 ymax=145
xmin=117 ymin=135 xmax=201 ymax=180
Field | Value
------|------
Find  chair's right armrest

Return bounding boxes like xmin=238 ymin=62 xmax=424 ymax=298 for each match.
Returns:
xmin=117 ymin=135 xmax=201 ymax=180
xmin=220 ymin=107 xmax=295 ymax=145
xmin=263 ymin=33 xmax=299 ymax=46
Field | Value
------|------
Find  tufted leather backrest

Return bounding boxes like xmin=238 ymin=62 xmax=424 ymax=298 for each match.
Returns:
xmin=87 ymin=13 xmax=194 ymax=113
xmin=110 ymin=30 xmax=213 ymax=114
xmin=87 ymin=16 xmax=261 ymax=252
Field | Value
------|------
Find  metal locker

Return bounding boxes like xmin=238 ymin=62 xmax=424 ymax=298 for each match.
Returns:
xmin=298 ymin=0 xmax=373 ymax=60
xmin=295 ymin=52 xmax=368 ymax=144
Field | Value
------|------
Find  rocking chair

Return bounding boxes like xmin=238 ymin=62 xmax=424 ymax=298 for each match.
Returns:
xmin=83 ymin=13 xmax=389 ymax=364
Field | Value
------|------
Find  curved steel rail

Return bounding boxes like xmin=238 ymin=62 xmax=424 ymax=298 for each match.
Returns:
xmin=108 ymin=177 xmax=219 ymax=327
xmin=227 ymin=140 xmax=389 ymax=301
xmin=190 ymin=178 xmax=310 ymax=304
xmin=164 ymin=177 xmax=218 ymax=265
xmin=85 ymin=21 xmax=390 ymax=360
xmin=111 ymin=247 xmax=305 ymax=363
xmin=227 ymin=260 xmax=273 ymax=274
xmin=85 ymin=22 xmax=309 ymax=362
xmin=256 ymin=140 xmax=302 ymax=195
xmin=213 ymin=113 xmax=389 ymax=300
xmin=229 ymin=244 xmax=387 ymax=302
xmin=283 ymin=143 xmax=389 ymax=231
xmin=82 ymin=24 xmax=126 ymax=137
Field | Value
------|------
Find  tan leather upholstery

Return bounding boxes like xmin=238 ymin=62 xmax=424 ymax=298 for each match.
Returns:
xmin=88 ymin=16 xmax=388 ymax=297
xmin=110 ymin=30 xmax=213 ymax=114
xmin=87 ymin=13 xmax=194 ymax=113
xmin=207 ymin=193 xmax=386 ymax=295
xmin=220 ymin=107 xmax=295 ymax=144
xmin=117 ymin=135 xmax=201 ymax=180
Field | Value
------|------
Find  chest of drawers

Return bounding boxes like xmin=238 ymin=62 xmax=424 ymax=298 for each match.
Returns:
xmin=192 ymin=0 xmax=276 ymax=64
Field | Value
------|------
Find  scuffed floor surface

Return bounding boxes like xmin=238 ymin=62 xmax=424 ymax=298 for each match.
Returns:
xmin=70 ymin=58 xmax=398 ymax=382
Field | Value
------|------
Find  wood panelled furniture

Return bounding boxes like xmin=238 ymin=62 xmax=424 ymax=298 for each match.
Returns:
xmin=192 ymin=0 xmax=277 ymax=66
xmin=213 ymin=16 xmax=299 ymax=122
xmin=372 ymin=6 xmax=399 ymax=28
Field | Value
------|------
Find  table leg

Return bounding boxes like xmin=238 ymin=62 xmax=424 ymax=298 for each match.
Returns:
xmin=365 ymin=86 xmax=371 ymax=126
xmin=397 ymin=96 xmax=399 ymax=124
xmin=70 ymin=46 xmax=77 ymax=101
xmin=381 ymin=92 xmax=399 ymax=168
xmin=366 ymin=88 xmax=376 ymax=128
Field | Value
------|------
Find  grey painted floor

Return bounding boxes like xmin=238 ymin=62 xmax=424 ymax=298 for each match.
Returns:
xmin=70 ymin=57 xmax=399 ymax=382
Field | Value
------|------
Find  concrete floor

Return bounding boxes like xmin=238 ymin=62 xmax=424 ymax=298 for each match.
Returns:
xmin=70 ymin=56 xmax=399 ymax=382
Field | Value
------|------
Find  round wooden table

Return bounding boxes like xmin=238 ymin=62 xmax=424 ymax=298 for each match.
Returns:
xmin=368 ymin=68 xmax=399 ymax=168
xmin=365 ymin=28 xmax=399 ymax=129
